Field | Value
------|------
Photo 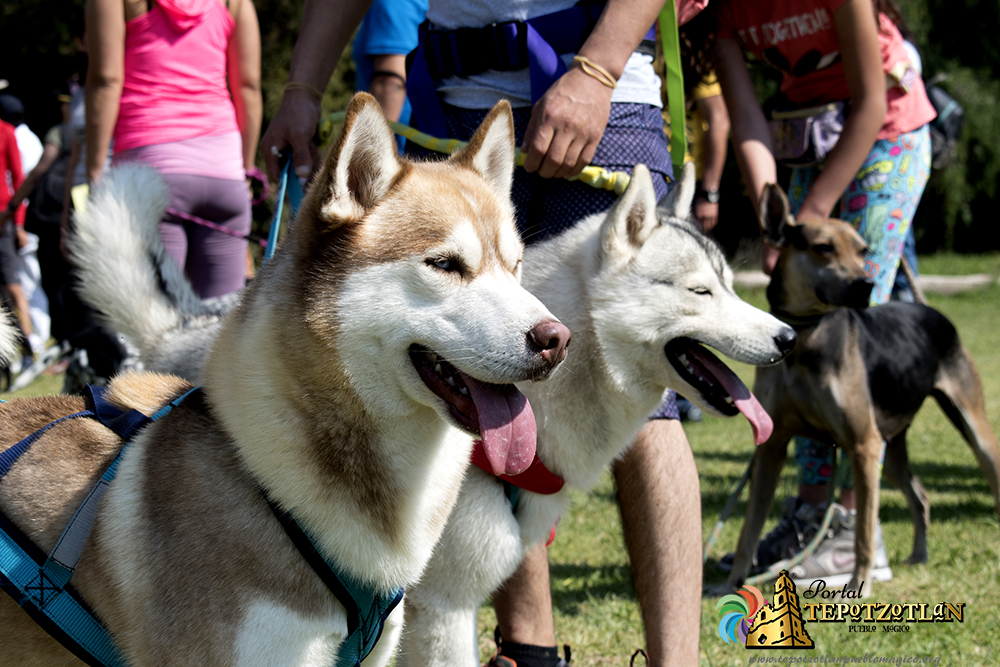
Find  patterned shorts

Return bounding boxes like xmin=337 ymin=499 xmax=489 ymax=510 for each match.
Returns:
xmin=407 ymin=101 xmax=679 ymax=420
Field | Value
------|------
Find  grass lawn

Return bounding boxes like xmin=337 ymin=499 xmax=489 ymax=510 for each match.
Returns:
xmin=6 ymin=254 xmax=999 ymax=666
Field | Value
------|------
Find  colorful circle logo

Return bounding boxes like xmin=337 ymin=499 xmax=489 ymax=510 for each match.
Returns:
xmin=716 ymin=585 xmax=765 ymax=644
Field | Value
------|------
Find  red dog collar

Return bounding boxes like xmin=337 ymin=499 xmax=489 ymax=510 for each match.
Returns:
xmin=470 ymin=441 xmax=565 ymax=495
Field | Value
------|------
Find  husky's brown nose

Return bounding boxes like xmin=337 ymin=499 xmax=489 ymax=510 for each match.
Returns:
xmin=529 ymin=320 xmax=571 ymax=367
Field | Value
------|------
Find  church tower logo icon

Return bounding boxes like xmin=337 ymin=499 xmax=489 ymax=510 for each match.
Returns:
xmin=716 ymin=571 xmax=815 ymax=649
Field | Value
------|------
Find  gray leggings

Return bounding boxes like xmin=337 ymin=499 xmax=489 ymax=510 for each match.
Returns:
xmin=159 ymin=173 xmax=250 ymax=299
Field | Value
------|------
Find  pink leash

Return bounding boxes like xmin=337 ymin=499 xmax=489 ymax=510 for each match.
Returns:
xmin=163 ymin=167 xmax=271 ymax=247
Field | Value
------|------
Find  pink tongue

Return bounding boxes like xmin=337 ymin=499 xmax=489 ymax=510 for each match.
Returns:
xmin=687 ymin=347 xmax=774 ymax=445
xmin=461 ymin=375 xmax=537 ymax=476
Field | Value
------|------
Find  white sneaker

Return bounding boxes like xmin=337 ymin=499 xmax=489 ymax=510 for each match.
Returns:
xmin=788 ymin=506 xmax=892 ymax=589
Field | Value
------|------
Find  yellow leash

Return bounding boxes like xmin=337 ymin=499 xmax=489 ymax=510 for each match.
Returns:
xmin=318 ymin=111 xmax=637 ymax=195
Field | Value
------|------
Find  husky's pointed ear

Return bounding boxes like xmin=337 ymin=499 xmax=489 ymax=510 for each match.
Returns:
xmin=600 ymin=164 xmax=659 ymax=268
xmin=317 ymin=93 xmax=402 ymax=222
xmin=758 ymin=183 xmax=797 ymax=247
xmin=451 ymin=100 xmax=515 ymax=199
xmin=656 ymin=161 xmax=696 ymax=220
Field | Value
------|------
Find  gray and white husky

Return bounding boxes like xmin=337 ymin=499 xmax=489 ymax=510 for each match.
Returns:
xmin=68 ymin=154 xmax=794 ymax=664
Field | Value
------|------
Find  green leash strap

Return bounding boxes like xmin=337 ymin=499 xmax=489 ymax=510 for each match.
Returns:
xmin=658 ymin=0 xmax=687 ymax=176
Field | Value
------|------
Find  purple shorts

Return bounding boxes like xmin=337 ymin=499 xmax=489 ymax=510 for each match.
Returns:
xmin=158 ymin=173 xmax=250 ymax=299
xmin=408 ymin=102 xmax=678 ymax=420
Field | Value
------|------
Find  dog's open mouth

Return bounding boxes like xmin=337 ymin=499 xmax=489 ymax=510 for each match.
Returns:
xmin=409 ymin=345 xmax=536 ymax=476
xmin=664 ymin=338 xmax=773 ymax=445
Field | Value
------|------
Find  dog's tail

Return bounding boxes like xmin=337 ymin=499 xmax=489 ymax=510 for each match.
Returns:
xmin=0 ymin=306 xmax=20 ymax=366
xmin=68 ymin=164 xmax=213 ymax=358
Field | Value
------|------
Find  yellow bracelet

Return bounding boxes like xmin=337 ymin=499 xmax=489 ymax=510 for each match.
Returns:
xmin=284 ymin=81 xmax=325 ymax=102
xmin=572 ymin=55 xmax=617 ymax=89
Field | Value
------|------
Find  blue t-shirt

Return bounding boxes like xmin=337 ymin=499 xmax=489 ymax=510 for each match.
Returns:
xmin=353 ymin=0 xmax=428 ymax=128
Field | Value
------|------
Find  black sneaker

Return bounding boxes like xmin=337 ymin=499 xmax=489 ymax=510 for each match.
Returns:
xmin=717 ymin=497 xmax=823 ymax=573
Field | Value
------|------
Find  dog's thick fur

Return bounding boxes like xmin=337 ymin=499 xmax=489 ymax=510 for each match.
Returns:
xmin=396 ymin=165 xmax=796 ymax=666
xmin=0 ymin=94 xmax=569 ymax=666
xmin=0 ymin=306 xmax=19 ymax=367
xmin=725 ymin=184 xmax=1000 ymax=595
xmin=68 ymin=152 xmax=798 ymax=663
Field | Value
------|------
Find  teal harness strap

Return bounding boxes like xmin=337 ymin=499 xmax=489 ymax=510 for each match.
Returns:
xmin=264 ymin=494 xmax=404 ymax=667
xmin=0 ymin=385 xmax=200 ymax=667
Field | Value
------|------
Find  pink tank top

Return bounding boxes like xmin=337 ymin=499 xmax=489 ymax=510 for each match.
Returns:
xmin=113 ymin=0 xmax=239 ymax=153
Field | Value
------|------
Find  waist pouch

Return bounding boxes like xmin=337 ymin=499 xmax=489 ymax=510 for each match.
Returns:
xmin=418 ymin=7 xmax=655 ymax=79
xmin=406 ymin=1 xmax=654 ymax=139
xmin=769 ymin=101 xmax=848 ymax=168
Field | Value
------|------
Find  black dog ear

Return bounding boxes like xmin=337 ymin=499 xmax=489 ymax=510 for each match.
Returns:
xmin=758 ymin=184 xmax=798 ymax=248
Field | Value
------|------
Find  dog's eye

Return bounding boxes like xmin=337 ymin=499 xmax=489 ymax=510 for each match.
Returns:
xmin=426 ymin=257 xmax=460 ymax=272
xmin=690 ymin=287 xmax=712 ymax=296
xmin=813 ymin=243 xmax=835 ymax=255
xmin=859 ymin=247 xmax=870 ymax=258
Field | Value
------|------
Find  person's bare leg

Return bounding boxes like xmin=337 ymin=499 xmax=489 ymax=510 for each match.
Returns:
xmin=492 ymin=543 xmax=556 ymax=647
xmin=614 ymin=419 xmax=700 ymax=666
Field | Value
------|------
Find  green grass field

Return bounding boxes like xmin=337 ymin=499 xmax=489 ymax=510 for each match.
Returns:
xmin=6 ymin=254 xmax=1000 ymax=666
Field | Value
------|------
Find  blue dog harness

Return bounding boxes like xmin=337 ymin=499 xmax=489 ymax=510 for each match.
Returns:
xmin=264 ymin=495 xmax=404 ymax=667
xmin=0 ymin=386 xmax=403 ymax=667
xmin=0 ymin=385 xmax=196 ymax=667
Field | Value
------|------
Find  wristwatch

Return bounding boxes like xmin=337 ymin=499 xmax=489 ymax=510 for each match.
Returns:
xmin=695 ymin=185 xmax=720 ymax=204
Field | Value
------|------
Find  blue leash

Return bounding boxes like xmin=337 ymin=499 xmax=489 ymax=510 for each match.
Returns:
xmin=264 ymin=152 xmax=305 ymax=264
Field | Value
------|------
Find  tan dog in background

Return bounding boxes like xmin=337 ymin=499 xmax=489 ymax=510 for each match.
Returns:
xmin=725 ymin=184 xmax=1000 ymax=596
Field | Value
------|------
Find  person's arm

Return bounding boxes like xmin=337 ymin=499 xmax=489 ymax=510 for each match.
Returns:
xmin=1 ymin=134 xmax=24 ymax=236
xmin=521 ymin=0 xmax=666 ymax=179
xmin=6 ymin=142 xmax=59 ymax=214
xmin=0 ymin=141 xmax=59 ymax=235
xmin=260 ymin=0 xmax=375 ymax=181
xmin=227 ymin=0 xmax=263 ymax=175
xmin=60 ymin=136 xmax=82 ymax=260
xmin=85 ymin=0 xmax=126 ymax=185
xmin=693 ymin=93 xmax=729 ymax=231
xmin=796 ymin=0 xmax=885 ymax=221
xmin=714 ymin=36 xmax=775 ymax=216
xmin=713 ymin=36 xmax=781 ymax=271
xmin=369 ymin=54 xmax=408 ymax=123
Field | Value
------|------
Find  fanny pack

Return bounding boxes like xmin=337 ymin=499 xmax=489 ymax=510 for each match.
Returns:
xmin=769 ymin=101 xmax=848 ymax=168
xmin=768 ymin=56 xmax=923 ymax=168
xmin=407 ymin=1 xmax=655 ymax=140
